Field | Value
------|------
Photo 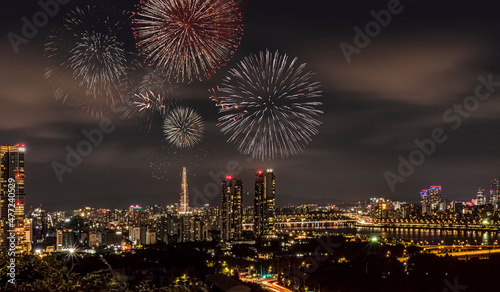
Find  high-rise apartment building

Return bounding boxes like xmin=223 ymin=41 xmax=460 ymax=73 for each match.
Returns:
xmin=428 ymin=186 xmax=442 ymax=213
xmin=0 ymin=144 xmax=26 ymax=250
xmin=254 ymin=169 xmax=275 ymax=239
xmin=476 ymin=187 xmax=486 ymax=206
xmin=421 ymin=186 xmax=442 ymax=215
xmin=491 ymin=179 xmax=499 ymax=208
xmin=370 ymin=198 xmax=395 ymax=219
xmin=221 ymin=175 xmax=243 ymax=241
xmin=420 ymin=189 xmax=429 ymax=215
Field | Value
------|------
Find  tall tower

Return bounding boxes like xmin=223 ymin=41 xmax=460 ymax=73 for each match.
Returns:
xmin=254 ymin=169 xmax=276 ymax=239
xmin=221 ymin=175 xmax=243 ymax=242
xmin=179 ymin=167 xmax=189 ymax=214
xmin=0 ymin=144 xmax=26 ymax=250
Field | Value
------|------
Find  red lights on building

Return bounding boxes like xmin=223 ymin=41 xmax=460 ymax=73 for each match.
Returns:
xmin=15 ymin=202 xmax=20 ymax=206
xmin=257 ymin=170 xmax=263 ymax=175
xmin=16 ymin=174 xmax=20 ymax=178
xmin=226 ymin=175 xmax=233 ymax=180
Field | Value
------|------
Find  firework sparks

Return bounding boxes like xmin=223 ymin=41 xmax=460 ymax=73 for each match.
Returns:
xmin=134 ymin=90 xmax=168 ymax=114
xmin=149 ymin=144 xmax=210 ymax=181
xmin=213 ymin=50 xmax=323 ymax=160
xmin=45 ymin=5 xmax=137 ymax=116
xmin=129 ymin=69 xmax=181 ymax=131
xmin=68 ymin=31 xmax=126 ymax=96
xmin=133 ymin=0 xmax=243 ymax=82
xmin=163 ymin=106 xmax=205 ymax=149
xmin=133 ymin=90 xmax=173 ymax=131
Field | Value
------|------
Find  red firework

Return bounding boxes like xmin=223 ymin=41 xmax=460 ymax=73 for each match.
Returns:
xmin=133 ymin=0 xmax=243 ymax=82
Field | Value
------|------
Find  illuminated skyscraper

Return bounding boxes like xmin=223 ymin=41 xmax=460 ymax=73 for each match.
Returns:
xmin=420 ymin=186 xmax=442 ymax=215
xmin=428 ymin=186 xmax=442 ymax=213
xmin=420 ymin=189 xmax=429 ymax=215
xmin=476 ymin=187 xmax=486 ymax=205
xmin=491 ymin=179 xmax=499 ymax=209
xmin=179 ymin=167 xmax=189 ymax=214
xmin=0 ymin=144 xmax=26 ymax=250
xmin=221 ymin=175 xmax=243 ymax=241
xmin=254 ymin=169 xmax=275 ymax=238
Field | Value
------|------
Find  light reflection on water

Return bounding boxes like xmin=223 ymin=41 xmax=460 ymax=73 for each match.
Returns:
xmin=352 ymin=227 xmax=498 ymax=245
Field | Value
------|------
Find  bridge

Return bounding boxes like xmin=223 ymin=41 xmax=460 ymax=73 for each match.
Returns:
xmin=356 ymin=222 xmax=500 ymax=232
xmin=242 ymin=220 xmax=357 ymax=231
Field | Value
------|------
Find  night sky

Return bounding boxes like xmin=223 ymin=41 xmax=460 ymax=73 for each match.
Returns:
xmin=2 ymin=0 xmax=500 ymax=211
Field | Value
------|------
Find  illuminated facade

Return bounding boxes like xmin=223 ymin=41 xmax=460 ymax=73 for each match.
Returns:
xmin=476 ymin=187 xmax=486 ymax=206
xmin=24 ymin=218 xmax=32 ymax=253
xmin=420 ymin=189 xmax=429 ymax=215
xmin=0 ymin=144 xmax=26 ymax=251
xmin=421 ymin=186 xmax=442 ymax=215
xmin=221 ymin=175 xmax=243 ymax=241
xmin=491 ymin=179 xmax=499 ymax=209
xmin=254 ymin=169 xmax=275 ymax=238
xmin=371 ymin=198 xmax=395 ymax=219
xmin=56 ymin=229 xmax=76 ymax=251
xmin=428 ymin=186 xmax=442 ymax=213
xmin=179 ymin=167 xmax=189 ymax=214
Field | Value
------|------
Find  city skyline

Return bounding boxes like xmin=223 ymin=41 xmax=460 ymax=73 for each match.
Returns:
xmin=4 ymin=0 xmax=500 ymax=211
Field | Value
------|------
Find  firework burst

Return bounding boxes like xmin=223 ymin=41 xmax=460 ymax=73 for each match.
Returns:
xmin=163 ymin=106 xmax=205 ymax=149
xmin=133 ymin=90 xmax=172 ymax=131
xmin=134 ymin=90 xmax=169 ymax=115
xmin=212 ymin=50 xmax=323 ymax=160
xmin=133 ymin=0 xmax=243 ymax=82
xmin=129 ymin=69 xmax=181 ymax=131
xmin=45 ymin=5 xmax=137 ymax=116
